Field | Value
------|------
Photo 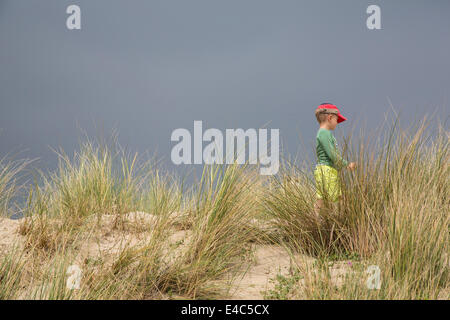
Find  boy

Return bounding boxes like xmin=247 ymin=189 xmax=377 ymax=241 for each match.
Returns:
xmin=314 ymin=103 xmax=356 ymax=216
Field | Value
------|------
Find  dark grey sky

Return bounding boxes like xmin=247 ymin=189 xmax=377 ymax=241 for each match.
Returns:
xmin=1 ymin=0 xmax=449 ymax=179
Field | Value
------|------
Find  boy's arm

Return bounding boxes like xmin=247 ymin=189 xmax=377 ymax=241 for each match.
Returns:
xmin=319 ymin=130 xmax=348 ymax=169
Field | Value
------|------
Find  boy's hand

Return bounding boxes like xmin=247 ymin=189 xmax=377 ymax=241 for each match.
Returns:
xmin=347 ymin=162 xmax=357 ymax=170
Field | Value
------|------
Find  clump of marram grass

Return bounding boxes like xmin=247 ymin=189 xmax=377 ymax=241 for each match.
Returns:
xmin=76 ymin=211 xmax=175 ymax=299
xmin=85 ymin=163 xmax=265 ymax=299
xmin=262 ymin=159 xmax=326 ymax=253
xmin=158 ymin=162 xmax=264 ymax=298
xmin=136 ymin=168 xmax=184 ymax=217
xmin=18 ymin=138 xmax=152 ymax=253
xmin=7 ymin=209 xmax=177 ymax=300
xmin=263 ymin=114 xmax=449 ymax=299
xmin=48 ymin=140 xmax=141 ymax=218
xmin=379 ymin=119 xmax=449 ymax=299
xmin=0 ymin=245 xmax=28 ymax=299
xmin=0 ymin=154 xmax=31 ymax=217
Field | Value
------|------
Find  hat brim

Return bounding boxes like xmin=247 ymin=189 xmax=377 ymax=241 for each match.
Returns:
xmin=337 ymin=113 xmax=347 ymax=123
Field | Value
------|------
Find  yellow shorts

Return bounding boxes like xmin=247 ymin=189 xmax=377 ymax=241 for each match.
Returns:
xmin=314 ymin=164 xmax=342 ymax=202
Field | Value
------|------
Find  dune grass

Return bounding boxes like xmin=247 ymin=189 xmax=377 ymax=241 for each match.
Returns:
xmin=0 ymin=154 xmax=31 ymax=217
xmin=2 ymin=138 xmax=264 ymax=299
xmin=161 ymin=162 xmax=263 ymax=298
xmin=0 ymin=113 xmax=448 ymax=300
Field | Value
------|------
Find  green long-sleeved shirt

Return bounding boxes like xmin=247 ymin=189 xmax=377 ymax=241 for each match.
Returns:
xmin=316 ymin=128 xmax=348 ymax=170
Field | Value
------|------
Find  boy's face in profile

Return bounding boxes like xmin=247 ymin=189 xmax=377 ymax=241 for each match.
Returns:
xmin=326 ymin=113 xmax=339 ymax=130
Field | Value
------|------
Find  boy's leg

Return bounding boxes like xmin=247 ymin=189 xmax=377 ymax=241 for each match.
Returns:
xmin=314 ymin=198 xmax=323 ymax=216
xmin=313 ymin=166 xmax=324 ymax=219
xmin=330 ymin=193 xmax=343 ymax=216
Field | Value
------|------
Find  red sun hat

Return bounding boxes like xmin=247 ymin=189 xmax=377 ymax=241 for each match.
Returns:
xmin=315 ymin=103 xmax=347 ymax=123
